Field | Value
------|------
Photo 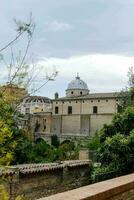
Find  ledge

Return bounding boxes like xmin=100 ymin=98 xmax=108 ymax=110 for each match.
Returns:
xmin=0 ymin=160 xmax=91 ymax=175
xmin=38 ymin=173 xmax=134 ymax=200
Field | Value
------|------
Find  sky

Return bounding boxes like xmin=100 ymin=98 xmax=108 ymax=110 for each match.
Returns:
xmin=1 ymin=0 xmax=134 ymax=98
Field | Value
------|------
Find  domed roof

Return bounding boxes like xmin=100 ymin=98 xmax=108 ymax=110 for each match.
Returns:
xmin=66 ymin=75 xmax=89 ymax=91
xmin=23 ymin=96 xmax=52 ymax=104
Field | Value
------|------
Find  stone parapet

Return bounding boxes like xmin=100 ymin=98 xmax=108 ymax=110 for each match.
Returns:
xmin=1 ymin=160 xmax=92 ymax=200
xmin=39 ymin=173 xmax=134 ymax=200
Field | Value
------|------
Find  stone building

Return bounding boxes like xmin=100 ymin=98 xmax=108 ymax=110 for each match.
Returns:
xmin=20 ymin=75 xmax=119 ymax=143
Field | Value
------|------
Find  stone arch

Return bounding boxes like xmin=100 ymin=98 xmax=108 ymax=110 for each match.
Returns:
xmin=60 ymin=139 xmax=71 ymax=145
xmin=35 ymin=137 xmax=45 ymax=143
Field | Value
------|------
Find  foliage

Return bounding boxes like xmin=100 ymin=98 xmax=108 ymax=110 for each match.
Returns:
xmin=91 ymin=163 xmax=119 ymax=183
xmin=57 ymin=141 xmax=79 ymax=161
xmin=51 ymin=134 xmax=60 ymax=148
xmin=0 ymin=97 xmax=25 ymax=166
xmin=117 ymin=67 xmax=134 ymax=111
xmin=98 ymin=132 xmax=134 ymax=173
xmin=0 ymin=185 xmax=22 ymax=200
xmin=99 ymin=106 xmax=134 ymax=143
xmin=87 ymin=134 xmax=100 ymax=151
xmin=96 ymin=105 xmax=134 ymax=176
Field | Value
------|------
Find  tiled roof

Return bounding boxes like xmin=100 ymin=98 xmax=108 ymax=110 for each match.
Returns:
xmin=0 ymin=160 xmax=90 ymax=175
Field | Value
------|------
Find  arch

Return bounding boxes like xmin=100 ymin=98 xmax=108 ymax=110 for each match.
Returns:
xmin=35 ymin=137 xmax=45 ymax=144
xmin=60 ymin=139 xmax=71 ymax=145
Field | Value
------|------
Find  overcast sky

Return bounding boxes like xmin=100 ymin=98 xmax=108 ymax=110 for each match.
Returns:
xmin=1 ymin=0 xmax=134 ymax=98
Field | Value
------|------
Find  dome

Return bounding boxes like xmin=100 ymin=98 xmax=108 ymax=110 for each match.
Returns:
xmin=66 ymin=74 xmax=89 ymax=97
xmin=23 ymin=96 xmax=52 ymax=104
xmin=66 ymin=75 xmax=89 ymax=91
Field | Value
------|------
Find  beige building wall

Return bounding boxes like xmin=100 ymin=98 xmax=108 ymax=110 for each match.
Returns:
xmin=62 ymin=115 xmax=81 ymax=135
xmin=81 ymin=115 xmax=90 ymax=136
xmin=90 ymin=114 xmax=113 ymax=136
xmin=29 ymin=114 xmax=52 ymax=136
xmin=51 ymin=115 xmax=62 ymax=135
xmin=52 ymin=98 xmax=117 ymax=138
xmin=66 ymin=89 xmax=89 ymax=97
xmin=81 ymin=99 xmax=117 ymax=114
xmin=53 ymin=98 xmax=117 ymax=115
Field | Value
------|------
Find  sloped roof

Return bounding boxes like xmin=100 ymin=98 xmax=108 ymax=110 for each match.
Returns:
xmin=53 ymin=92 xmax=119 ymax=101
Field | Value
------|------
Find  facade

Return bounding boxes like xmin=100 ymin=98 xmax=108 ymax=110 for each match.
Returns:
xmin=21 ymin=75 xmax=119 ymax=143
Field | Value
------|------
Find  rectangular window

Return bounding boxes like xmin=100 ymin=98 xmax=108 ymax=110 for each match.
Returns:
xmin=68 ymin=106 xmax=72 ymax=114
xmin=93 ymin=106 xmax=98 ymax=114
xmin=55 ymin=106 xmax=59 ymax=114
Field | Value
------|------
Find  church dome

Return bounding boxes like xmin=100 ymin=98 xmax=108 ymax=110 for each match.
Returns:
xmin=67 ymin=76 xmax=88 ymax=90
xmin=66 ymin=74 xmax=89 ymax=97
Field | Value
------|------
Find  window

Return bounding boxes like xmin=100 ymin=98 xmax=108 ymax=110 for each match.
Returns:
xmin=93 ymin=106 xmax=98 ymax=114
xmin=68 ymin=106 xmax=72 ymax=114
xmin=106 ymin=99 xmax=108 ymax=102
xmin=98 ymin=100 xmax=100 ymax=102
xmin=80 ymin=91 xmax=83 ymax=95
xmin=55 ymin=106 xmax=59 ymax=114
xmin=71 ymin=91 xmax=74 ymax=94
xmin=91 ymin=100 xmax=93 ymax=103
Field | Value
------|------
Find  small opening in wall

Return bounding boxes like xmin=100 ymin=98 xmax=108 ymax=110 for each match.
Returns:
xmin=68 ymin=106 xmax=72 ymax=114
xmin=55 ymin=106 xmax=59 ymax=114
xmin=80 ymin=91 xmax=83 ymax=95
xmin=71 ymin=91 xmax=74 ymax=94
xmin=98 ymin=100 xmax=100 ymax=102
xmin=106 ymin=99 xmax=108 ymax=102
xmin=93 ymin=106 xmax=98 ymax=114
xmin=91 ymin=100 xmax=93 ymax=103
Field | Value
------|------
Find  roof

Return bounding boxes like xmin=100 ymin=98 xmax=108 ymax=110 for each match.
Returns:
xmin=66 ymin=75 xmax=89 ymax=91
xmin=53 ymin=92 xmax=119 ymax=101
xmin=0 ymin=160 xmax=90 ymax=175
xmin=23 ymin=96 xmax=52 ymax=104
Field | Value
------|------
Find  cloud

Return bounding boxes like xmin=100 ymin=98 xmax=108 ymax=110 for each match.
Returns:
xmin=36 ymin=54 xmax=134 ymax=97
xmin=44 ymin=20 xmax=73 ymax=32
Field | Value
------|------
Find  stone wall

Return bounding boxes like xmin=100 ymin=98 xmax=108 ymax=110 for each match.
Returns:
xmin=2 ymin=160 xmax=91 ymax=200
xmin=39 ymin=173 xmax=134 ymax=200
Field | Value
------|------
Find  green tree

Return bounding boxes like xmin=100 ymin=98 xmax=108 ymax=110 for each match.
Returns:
xmin=51 ymin=134 xmax=60 ymax=148
xmin=97 ymin=106 xmax=134 ymax=175
xmin=117 ymin=67 xmax=134 ymax=111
